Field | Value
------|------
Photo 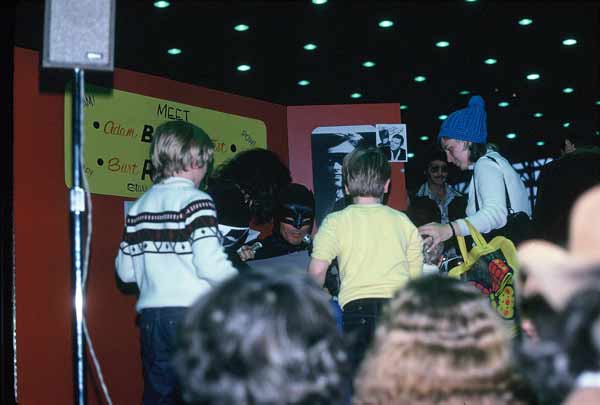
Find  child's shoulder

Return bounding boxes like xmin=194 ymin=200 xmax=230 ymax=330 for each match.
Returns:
xmin=379 ymin=205 xmax=418 ymax=226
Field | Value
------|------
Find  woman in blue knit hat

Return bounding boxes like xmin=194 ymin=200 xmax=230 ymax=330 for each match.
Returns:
xmin=418 ymin=96 xmax=531 ymax=249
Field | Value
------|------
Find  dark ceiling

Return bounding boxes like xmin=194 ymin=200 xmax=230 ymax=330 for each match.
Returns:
xmin=13 ymin=0 xmax=600 ymax=188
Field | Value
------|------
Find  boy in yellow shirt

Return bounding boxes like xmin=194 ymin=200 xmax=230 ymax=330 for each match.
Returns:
xmin=309 ymin=147 xmax=423 ymax=372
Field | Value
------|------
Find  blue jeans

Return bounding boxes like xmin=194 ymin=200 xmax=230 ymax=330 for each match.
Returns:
xmin=330 ymin=298 xmax=343 ymax=333
xmin=138 ymin=307 xmax=187 ymax=405
xmin=342 ymin=298 xmax=390 ymax=375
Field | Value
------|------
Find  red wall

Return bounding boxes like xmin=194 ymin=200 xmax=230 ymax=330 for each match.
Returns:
xmin=13 ymin=47 xmax=287 ymax=405
xmin=286 ymin=104 xmax=406 ymax=210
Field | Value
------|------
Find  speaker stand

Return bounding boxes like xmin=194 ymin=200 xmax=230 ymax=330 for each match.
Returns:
xmin=70 ymin=67 xmax=87 ymax=405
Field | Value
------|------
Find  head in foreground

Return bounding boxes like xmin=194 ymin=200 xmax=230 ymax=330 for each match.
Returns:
xmin=174 ymin=271 xmax=349 ymax=405
xmin=354 ymin=275 xmax=521 ymax=404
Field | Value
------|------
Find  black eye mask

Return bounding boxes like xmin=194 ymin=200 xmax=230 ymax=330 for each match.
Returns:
xmin=278 ymin=203 xmax=314 ymax=229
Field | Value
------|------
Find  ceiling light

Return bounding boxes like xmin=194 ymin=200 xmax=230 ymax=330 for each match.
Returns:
xmin=498 ymin=101 xmax=510 ymax=107
xmin=506 ymin=133 xmax=517 ymax=139
xmin=536 ymin=141 xmax=545 ymax=146
xmin=400 ymin=105 xmax=408 ymax=110
xmin=484 ymin=58 xmax=497 ymax=65
xmin=298 ymin=80 xmax=310 ymax=86
xmin=562 ymin=87 xmax=574 ymax=94
xmin=378 ymin=20 xmax=394 ymax=28
xmin=420 ymin=136 xmax=429 ymax=141
xmin=526 ymin=73 xmax=541 ymax=80
xmin=312 ymin=0 xmax=328 ymax=4
xmin=237 ymin=64 xmax=251 ymax=72
xmin=562 ymin=38 xmax=577 ymax=46
xmin=563 ymin=122 xmax=571 ymax=128
xmin=350 ymin=92 xmax=362 ymax=99
xmin=414 ymin=75 xmax=426 ymax=83
xmin=407 ymin=152 xmax=415 ymax=159
xmin=435 ymin=41 xmax=450 ymax=48
xmin=459 ymin=90 xmax=470 ymax=95
xmin=153 ymin=1 xmax=170 ymax=8
xmin=234 ymin=24 xmax=249 ymax=32
xmin=167 ymin=48 xmax=181 ymax=55
xmin=303 ymin=43 xmax=317 ymax=51
xmin=533 ymin=112 xmax=544 ymax=118
xmin=438 ymin=114 xmax=448 ymax=120
xmin=465 ymin=0 xmax=478 ymax=2
xmin=596 ymin=100 xmax=600 ymax=106
xmin=518 ymin=18 xmax=533 ymax=26
xmin=362 ymin=61 xmax=376 ymax=68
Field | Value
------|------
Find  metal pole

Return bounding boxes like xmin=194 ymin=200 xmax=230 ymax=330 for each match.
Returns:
xmin=71 ymin=67 xmax=87 ymax=405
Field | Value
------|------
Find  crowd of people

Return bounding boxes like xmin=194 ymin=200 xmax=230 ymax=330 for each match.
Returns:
xmin=115 ymin=94 xmax=600 ymax=404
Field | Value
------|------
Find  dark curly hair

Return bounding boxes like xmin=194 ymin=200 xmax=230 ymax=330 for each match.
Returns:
xmin=208 ymin=148 xmax=291 ymax=225
xmin=174 ymin=271 xmax=349 ymax=405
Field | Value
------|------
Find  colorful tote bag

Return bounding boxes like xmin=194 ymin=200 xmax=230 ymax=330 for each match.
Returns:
xmin=448 ymin=220 xmax=520 ymax=335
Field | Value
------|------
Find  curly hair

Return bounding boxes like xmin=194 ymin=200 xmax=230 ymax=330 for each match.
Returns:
xmin=174 ymin=271 xmax=349 ymax=405
xmin=354 ymin=275 xmax=522 ymax=405
xmin=208 ymin=148 xmax=291 ymax=224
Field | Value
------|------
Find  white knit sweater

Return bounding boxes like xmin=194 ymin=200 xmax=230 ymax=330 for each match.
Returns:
xmin=116 ymin=177 xmax=237 ymax=311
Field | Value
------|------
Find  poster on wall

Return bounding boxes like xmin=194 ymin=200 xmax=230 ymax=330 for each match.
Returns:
xmin=64 ymin=84 xmax=267 ymax=198
xmin=311 ymin=125 xmax=376 ymax=225
xmin=311 ymin=123 xmax=408 ymax=225
xmin=376 ymin=123 xmax=408 ymax=162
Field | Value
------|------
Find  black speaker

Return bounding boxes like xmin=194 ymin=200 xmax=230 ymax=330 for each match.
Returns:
xmin=43 ymin=0 xmax=115 ymax=71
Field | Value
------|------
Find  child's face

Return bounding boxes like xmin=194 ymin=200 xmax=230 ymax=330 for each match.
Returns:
xmin=190 ymin=164 xmax=208 ymax=188
xmin=190 ymin=153 xmax=212 ymax=187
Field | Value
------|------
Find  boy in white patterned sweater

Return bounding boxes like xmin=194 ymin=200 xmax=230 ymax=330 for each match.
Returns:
xmin=116 ymin=120 xmax=236 ymax=404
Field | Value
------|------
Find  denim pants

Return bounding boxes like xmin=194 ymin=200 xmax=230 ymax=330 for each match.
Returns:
xmin=330 ymin=297 xmax=343 ymax=333
xmin=342 ymin=298 xmax=390 ymax=374
xmin=138 ymin=307 xmax=187 ymax=405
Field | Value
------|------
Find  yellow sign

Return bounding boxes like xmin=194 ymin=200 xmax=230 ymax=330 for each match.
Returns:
xmin=64 ymin=84 xmax=267 ymax=198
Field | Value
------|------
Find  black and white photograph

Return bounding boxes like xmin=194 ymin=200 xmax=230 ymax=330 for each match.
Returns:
xmin=311 ymin=125 xmax=377 ymax=225
xmin=376 ymin=124 xmax=408 ymax=162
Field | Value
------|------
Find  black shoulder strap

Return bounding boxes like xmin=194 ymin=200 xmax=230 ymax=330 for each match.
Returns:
xmin=473 ymin=156 xmax=514 ymax=213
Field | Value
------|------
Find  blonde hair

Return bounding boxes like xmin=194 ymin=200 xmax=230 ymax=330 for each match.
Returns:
xmin=150 ymin=120 xmax=214 ymax=183
xmin=354 ymin=275 xmax=522 ymax=405
xmin=343 ymin=147 xmax=390 ymax=198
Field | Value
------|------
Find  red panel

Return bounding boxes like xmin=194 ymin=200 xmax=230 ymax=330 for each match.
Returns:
xmin=13 ymin=47 xmax=287 ymax=405
xmin=286 ymin=104 xmax=407 ymax=211
xmin=14 ymin=48 xmax=74 ymax=405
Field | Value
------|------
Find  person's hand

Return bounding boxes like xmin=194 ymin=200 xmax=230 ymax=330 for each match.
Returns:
xmin=418 ymin=222 xmax=453 ymax=252
xmin=237 ymin=245 xmax=256 ymax=261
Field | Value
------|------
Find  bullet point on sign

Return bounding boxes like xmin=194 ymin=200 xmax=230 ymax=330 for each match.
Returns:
xmin=97 ymin=158 xmax=104 ymax=166
xmin=230 ymin=144 xmax=237 ymax=153
xmin=93 ymin=121 xmax=100 ymax=129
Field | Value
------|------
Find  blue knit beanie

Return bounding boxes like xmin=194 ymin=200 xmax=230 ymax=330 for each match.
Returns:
xmin=438 ymin=95 xmax=487 ymax=144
